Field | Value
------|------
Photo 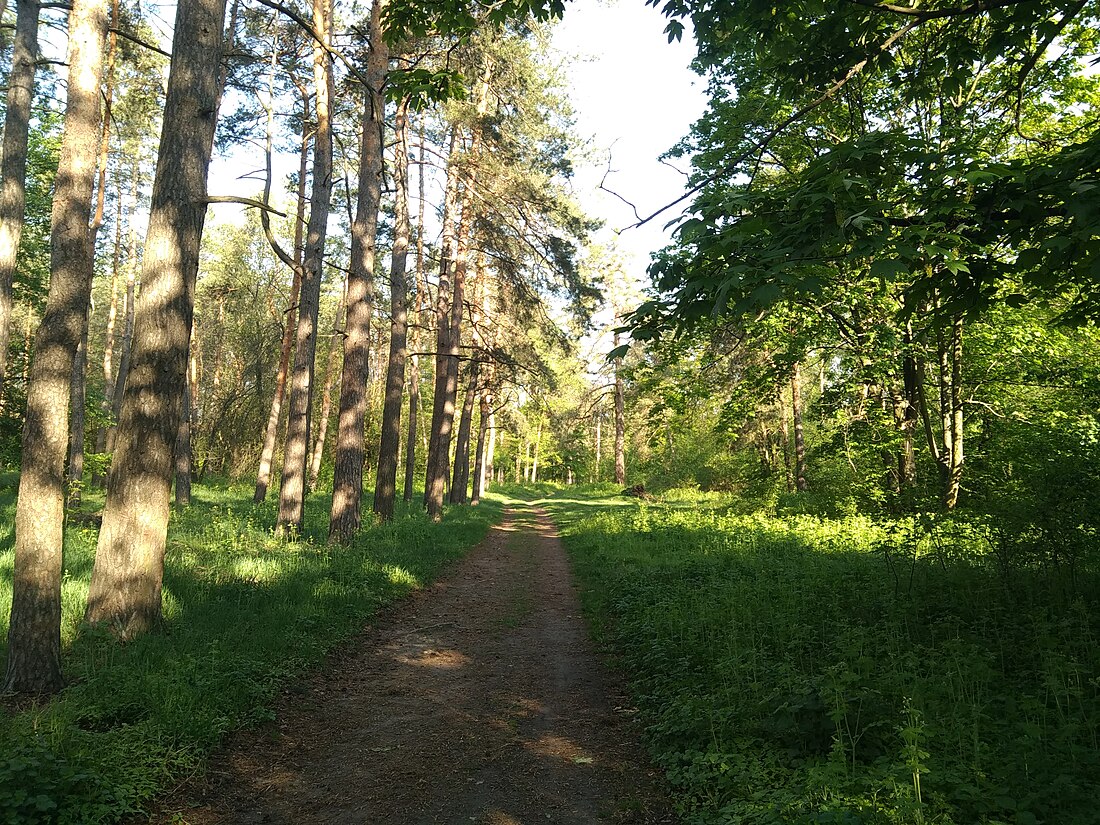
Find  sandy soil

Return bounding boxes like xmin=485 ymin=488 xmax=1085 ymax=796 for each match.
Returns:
xmin=155 ymin=505 xmax=674 ymax=825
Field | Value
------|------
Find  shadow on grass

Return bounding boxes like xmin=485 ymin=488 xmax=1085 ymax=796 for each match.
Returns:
xmin=0 ymin=477 xmax=504 ymax=823
xmin=538 ymin=489 xmax=1100 ymax=825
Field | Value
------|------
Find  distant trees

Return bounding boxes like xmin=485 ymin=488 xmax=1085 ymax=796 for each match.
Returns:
xmin=2 ymin=0 xmax=596 ymax=694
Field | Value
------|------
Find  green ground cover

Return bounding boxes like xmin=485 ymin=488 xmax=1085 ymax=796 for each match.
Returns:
xmin=545 ymin=487 xmax=1100 ymax=825
xmin=0 ymin=477 xmax=503 ymax=824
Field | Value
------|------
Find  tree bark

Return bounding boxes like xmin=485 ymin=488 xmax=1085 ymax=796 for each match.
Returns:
xmin=309 ymin=289 xmax=344 ymax=491
xmin=789 ymin=364 xmax=808 ymax=492
xmin=613 ymin=331 xmax=626 ymax=486
xmin=423 ymin=132 xmax=461 ymax=519
xmin=791 ymin=360 xmax=809 ymax=492
xmin=471 ymin=392 xmax=489 ymax=505
xmin=4 ymin=0 xmax=107 ymax=694
xmin=0 ymin=0 xmax=41 ymax=394
xmin=85 ymin=0 xmax=226 ymax=637
xmin=66 ymin=309 xmax=89 ymax=505
xmin=175 ymin=366 xmax=192 ymax=505
xmin=278 ymin=0 xmax=333 ymax=535
xmin=449 ymin=360 xmax=478 ymax=503
xmin=779 ymin=389 xmax=794 ymax=492
xmin=425 ymin=70 xmax=492 ymax=518
xmin=531 ymin=418 xmax=542 ymax=483
xmin=374 ymin=96 xmax=411 ymax=521
xmin=107 ymin=187 xmax=138 ymax=452
xmin=253 ymin=92 xmax=309 ymax=503
xmin=329 ymin=0 xmax=386 ymax=542
xmin=403 ymin=124 xmax=427 ymax=503
xmin=945 ymin=315 xmax=964 ymax=509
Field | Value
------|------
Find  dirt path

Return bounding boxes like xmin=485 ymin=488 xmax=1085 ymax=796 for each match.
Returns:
xmin=160 ymin=505 xmax=673 ymax=825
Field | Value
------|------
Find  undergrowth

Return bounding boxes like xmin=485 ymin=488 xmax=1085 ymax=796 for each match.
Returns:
xmin=0 ymin=478 xmax=502 ymax=823
xmin=545 ymin=489 xmax=1100 ymax=825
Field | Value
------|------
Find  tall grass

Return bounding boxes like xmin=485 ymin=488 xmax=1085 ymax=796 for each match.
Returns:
xmin=0 ymin=478 xmax=502 ymax=824
xmin=547 ymin=490 xmax=1100 ymax=825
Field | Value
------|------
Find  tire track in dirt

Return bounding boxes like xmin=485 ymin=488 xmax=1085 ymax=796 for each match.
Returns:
xmin=158 ymin=505 xmax=673 ymax=824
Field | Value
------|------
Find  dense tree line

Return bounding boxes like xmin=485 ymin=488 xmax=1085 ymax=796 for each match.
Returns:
xmin=0 ymin=0 xmax=599 ymax=694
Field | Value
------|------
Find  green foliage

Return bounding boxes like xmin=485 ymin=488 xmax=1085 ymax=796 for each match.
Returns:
xmin=547 ymin=490 xmax=1100 ymax=824
xmin=0 ymin=480 xmax=503 ymax=823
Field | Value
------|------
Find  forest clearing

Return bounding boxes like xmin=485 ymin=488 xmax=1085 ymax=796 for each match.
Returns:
xmin=2 ymin=0 xmax=1099 ymax=821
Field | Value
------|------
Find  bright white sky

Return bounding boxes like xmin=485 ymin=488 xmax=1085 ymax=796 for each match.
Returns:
xmin=550 ymin=0 xmax=706 ymax=278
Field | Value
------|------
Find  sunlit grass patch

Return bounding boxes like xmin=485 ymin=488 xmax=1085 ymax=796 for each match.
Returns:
xmin=545 ymin=488 xmax=1100 ymax=825
xmin=0 ymin=480 xmax=504 ymax=823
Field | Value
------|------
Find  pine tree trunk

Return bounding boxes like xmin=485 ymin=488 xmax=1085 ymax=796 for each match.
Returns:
xmin=107 ymin=206 xmax=137 ymax=452
xmin=485 ymin=408 xmax=496 ymax=489
xmin=531 ymin=419 xmax=541 ymax=483
xmin=791 ymin=361 xmax=808 ymax=492
xmin=4 ymin=0 xmax=107 ymax=693
xmin=66 ymin=310 xmax=89 ymax=505
xmin=85 ymin=0 xmax=226 ymax=637
xmin=779 ymin=389 xmax=794 ymax=492
xmin=449 ymin=360 xmax=478 ymax=504
xmin=253 ymin=121 xmax=309 ymax=503
xmin=614 ymin=332 xmax=626 ymax=486
xmin=309 ymin=292 xmax=344 ymax=491
xmin=97 ymin=186 xmax=125 ymax=459
xmin=471 ymin=393 xmax=489 ymax=505
xmin=175 ymin=367 xmax=192 ymax=505
xmin=278 ymin=0 xmax=333 ymax=535
xmin=402 ymin=125 xmax=426 ymax=503
xmin=0 ymin=0 xmax=41 ymax=395
xmin=329 ymin=0 xmax=386 ymax=542
xmin=374 ymin=96 xmax=411 ymax=522
xmin=423 ymin=132 xmax=461 ymax=519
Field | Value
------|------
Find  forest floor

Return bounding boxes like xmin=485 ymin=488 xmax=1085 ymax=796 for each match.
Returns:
xmin=153 ymin=504 xmax=673 ymax=825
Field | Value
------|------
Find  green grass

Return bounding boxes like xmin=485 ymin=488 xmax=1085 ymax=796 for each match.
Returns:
xmin=541 ymin=487 xmax=1100 ymax=825
xmin=0 ymin=476 xmax=504 ymax=824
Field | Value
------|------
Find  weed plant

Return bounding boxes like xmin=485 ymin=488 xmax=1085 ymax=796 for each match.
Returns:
xmin=546 ymin=489 xmax=1100 ymax=825
xmin=0 ymin=478 xmax=501 ymax=823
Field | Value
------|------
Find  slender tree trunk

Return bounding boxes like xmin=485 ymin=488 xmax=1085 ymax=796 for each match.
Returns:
xmin=449 ymin=360 xmax=478 ymax=503
xmin=779 ymin=389 xmax=794 ymax=492
xmin=329 ymin=0 xmax=386 ymax=541
xmin=107 ymin=191 xmax=138 ymax=452
xmin=531 ymin=418 xmax=542 ymax=483
xmin=594 ymin=411 xmax=601 ymax=482
xmin=897 ymin=321 xmax=919 ymax=488
xmin=97 ymin=184 xmax=125 ymax=458
xmin=374 ymin=96 xmax=411 ymax=521
xmin=253 ymin=98 xmax=309 ymax=503
xmin=309 ymin=290 xmax=344 ymax=491
xmin=485 ymin=408 xmax=496 ymax=490
xmin=613 ymin=332 xmax=626 ymax=486
xmin=69 ymin=14 xmax=114 ymax=504
xmin=0 ymin=0 xmax=41 ymax=395
xmin=791 ymin=360 xmax=808 ymax=492
xmin=945 ymin=315 xmax=964 ymax=509
xmin=66 ymin=311 xmax=89 ymax=505
xmin=423 ymin=132 xmax=461 ymax=518
xmin=175 ymin=366 xmax=192 ymax=505
xmin=85 ymin=0 xmax=226 ymax=637
xmin=4 ymin=0 xmax=107 ymax=694
xmin=278 ymin=0 xmax=333 ymax=535
xmin=402 ymin=125 xmax=427 ymax=503
xmin=471 ymin=392 xmax=489 ymax=505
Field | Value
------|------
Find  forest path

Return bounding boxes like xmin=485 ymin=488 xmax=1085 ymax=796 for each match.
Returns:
xmin=159 ymin=504 xmax=673 ymax=825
